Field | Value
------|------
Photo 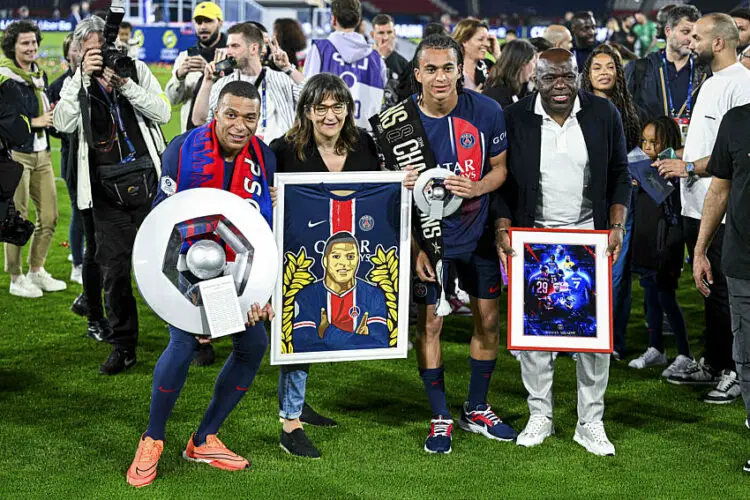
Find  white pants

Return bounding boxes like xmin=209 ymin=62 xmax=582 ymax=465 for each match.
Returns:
xmin=520 ymin=351 xmax=610 ymax=423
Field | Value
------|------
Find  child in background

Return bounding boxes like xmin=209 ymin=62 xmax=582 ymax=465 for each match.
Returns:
xmin=628 ymin=117 xmax=693 ymax=377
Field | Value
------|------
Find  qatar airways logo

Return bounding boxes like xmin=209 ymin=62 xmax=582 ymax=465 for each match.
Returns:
xmin=439 ymin=160 xmax=479 ymax=181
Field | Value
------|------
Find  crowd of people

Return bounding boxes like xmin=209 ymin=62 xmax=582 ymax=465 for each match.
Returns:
xmin=1 ymin=0 xmax=750 ymax=488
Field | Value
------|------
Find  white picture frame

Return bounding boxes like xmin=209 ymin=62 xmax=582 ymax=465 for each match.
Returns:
xmin=270 ymin=171 xmax=412 ymax=365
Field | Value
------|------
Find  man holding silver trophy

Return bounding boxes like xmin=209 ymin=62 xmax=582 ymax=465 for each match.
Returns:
xmin=126 ymin=81 xmax=276 ymax=488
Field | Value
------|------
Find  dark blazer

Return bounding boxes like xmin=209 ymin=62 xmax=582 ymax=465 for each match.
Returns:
xmin=270 ymin=128 xmax=380 ymax=175
xmin=494 ymin=90 xmax=631 ymax=230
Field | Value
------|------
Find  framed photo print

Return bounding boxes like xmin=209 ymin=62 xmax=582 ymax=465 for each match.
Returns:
xmin=508 ymin=228 xmax=613 ymax=353
xmin=270 ymin=172 xmax=412 ymax=365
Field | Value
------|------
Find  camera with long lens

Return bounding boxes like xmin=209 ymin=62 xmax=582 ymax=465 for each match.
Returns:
xmin=97 ymin=2 xmax=136 ymax=80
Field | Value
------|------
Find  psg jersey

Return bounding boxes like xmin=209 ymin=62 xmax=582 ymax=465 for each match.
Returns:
xmin=413 ymin=90 xmax=508 ymax=258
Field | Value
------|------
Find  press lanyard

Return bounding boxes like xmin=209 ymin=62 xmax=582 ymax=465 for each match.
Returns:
xmin=96 ymin=82 xmax=136 ymax=163
xmin=661 ymin=52 xmax=694 ymax=118
xmin=241 ymin=69 xmax=267 ymax=132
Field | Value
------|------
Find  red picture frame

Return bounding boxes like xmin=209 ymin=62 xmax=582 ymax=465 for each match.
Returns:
xmin=507 ymin=228 xmax=613 ymax=353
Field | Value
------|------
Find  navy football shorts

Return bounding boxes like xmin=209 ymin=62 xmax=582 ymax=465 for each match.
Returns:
xmin=413 ymin=235 xmax=502 ymax=305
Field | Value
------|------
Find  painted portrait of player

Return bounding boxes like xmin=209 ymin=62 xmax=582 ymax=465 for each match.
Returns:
xmin=290 ymin=232 xmax=390 ymax=352
xmin=271 ymin=172 xmax=412 ymax=364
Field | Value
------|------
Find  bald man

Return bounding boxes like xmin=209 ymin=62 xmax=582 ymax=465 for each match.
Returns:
xmin=543 ymin=25 xmax=573 ymax=51
xmin=494 ymin=48 xmax=630 ymax=456
xmin=655 ymin=14 xmax=750 ymax=405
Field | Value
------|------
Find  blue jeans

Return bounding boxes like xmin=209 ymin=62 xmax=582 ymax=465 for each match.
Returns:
xmin=278 ymin=365 xmax=309 ymax=419
xmin=611 ymin=186 xmax=636 ymax=355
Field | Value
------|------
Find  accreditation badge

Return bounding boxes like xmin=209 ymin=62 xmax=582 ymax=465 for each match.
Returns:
xmin=674 ymin=117 xmax=690 ymax=143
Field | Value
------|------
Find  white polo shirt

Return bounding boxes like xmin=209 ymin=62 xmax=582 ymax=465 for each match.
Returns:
xmin=681 ymin=62 xmax=750 ymax=220
xmin=534 ymin=95 xmax=594 ymax=230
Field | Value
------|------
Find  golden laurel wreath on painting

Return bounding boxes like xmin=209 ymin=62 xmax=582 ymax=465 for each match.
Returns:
xmin=367 ymin=245 xmax=399 ymax=347
xmin=280 ymin=245 xmax=399 ymax=354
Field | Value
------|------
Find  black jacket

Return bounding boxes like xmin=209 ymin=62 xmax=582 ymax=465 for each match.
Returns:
xmin=10 ymin=71 xmax=50 ymax=154
xmin=494 ymin=90 xmax=631 ymax=230
xmin=625 ymin=51 xmax=710 ymax=122
xmin=0 ymin=79 xmax=32 ymax=155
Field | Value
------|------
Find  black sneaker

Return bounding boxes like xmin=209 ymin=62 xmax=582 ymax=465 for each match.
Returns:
xmin=100 ymin=348 xmax=136 ymax=375
xmin=280 ymin=428 xmax=321 ymax=459
xmin=71 ymin=293 xmax=88 ymax=317
xmin=194 ymin=343 xmax=215 ymax=367
xmin=300 ymin=403 xmax=337 ymax=427
xmin=87 ymin=318 xmax=112 ymax=342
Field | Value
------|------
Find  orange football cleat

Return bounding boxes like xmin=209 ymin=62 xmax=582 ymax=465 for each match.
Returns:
xmin=126 ymin=435 xmax=164 ymax=488
xmin=183 ymin=433 xmax=250 ymax=471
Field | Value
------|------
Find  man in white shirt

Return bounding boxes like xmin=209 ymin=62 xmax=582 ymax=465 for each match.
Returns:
xmin=654 ymin=13 xmax=750 ymax=402
xmin=495 ymin=49 xmax=631 ymax=457
xmin=164 ymin=2 xmax=226 ymax=133
xmin=192 ymin=22 xmax=303 ymax=144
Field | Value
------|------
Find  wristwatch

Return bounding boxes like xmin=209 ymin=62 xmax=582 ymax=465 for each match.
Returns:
xmin=283 ymin=65 xmax=295 ymax=75
xmin=685 ymin=162 xmax=696 ymax=177
xmin=610 ymin=223 xmax=626 ymax=235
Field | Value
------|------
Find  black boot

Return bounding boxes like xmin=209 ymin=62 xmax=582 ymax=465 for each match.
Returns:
xmin=71 ymin=293 xmax=89 ymax=317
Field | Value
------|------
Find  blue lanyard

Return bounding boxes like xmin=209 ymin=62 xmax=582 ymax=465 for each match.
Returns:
xmin=96 ymin=82 xmax=136 ymax=163
xmin=661 ymin=52 xmax=694 ymax=118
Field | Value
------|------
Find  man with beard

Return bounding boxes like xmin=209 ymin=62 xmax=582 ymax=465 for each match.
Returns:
xmin=165 ymin=2 xmax=226 ymax=133
xmin=571 ymin=11 xmax=598 ymax=70
xmin=494 ymin=48 xmax=630 ymax=456
xmin=730 ymin=8 xmax=750 ymax=55
xmin=627 ymin=5 xmax=705 ymax=124
xmin=654 ymin=14 xmax=750 ymax=405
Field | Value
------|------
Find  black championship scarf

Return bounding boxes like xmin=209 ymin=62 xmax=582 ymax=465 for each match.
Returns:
xmin=370 ymin=98 xmax=453 ymax=315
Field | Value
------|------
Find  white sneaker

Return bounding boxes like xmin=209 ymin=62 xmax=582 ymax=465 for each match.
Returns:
xmin=627 ymin=347 xmax=667 ymax=369
xmin=27 ymin=268 xmax=67 ymax=292
xmin=70 ymin=265 xmax=83 ymax=285
xmin=703 ymin=370 xmax=741 ymax=404
xmin=661 ymin=355 xmax=693 ymax=378
xmin=517 ymin=415 xmax=554 ymax=447
xmin=574 ymin=421 xmax=615 ymax=456
xmin=9 ymin=275 xmax=43 ymax=298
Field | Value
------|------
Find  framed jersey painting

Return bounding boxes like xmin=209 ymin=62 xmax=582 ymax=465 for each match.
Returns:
xmin=270 ymin=171 xmax=412 ymax=364
xmin=507 ymin=228 xmax=613 ymax=353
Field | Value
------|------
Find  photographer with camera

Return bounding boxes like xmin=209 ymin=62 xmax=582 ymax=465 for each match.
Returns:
xmin=165 ymin=2 xmax=227 ymax=133
xmin=53 ymin=15 xmax=171 ymax=375
xmin=191 ymin=22 xmax=302 ymax=144
xmin=1 ymin=20 xmax=67 ymax=298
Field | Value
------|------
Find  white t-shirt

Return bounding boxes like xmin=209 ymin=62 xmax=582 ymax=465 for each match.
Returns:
xmin=681 ymin=63 xmax=750 ymax=220
xmin=534 ymin=95 xmax=595 ymax=230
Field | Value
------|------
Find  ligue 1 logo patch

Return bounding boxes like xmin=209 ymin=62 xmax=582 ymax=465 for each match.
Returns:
xmin=349 ymin=306 xmax=361 ymax=319
xmin=161 ymin=176 xmax=176 ymax=196
xmin=359 ymin=215 xmax=374 ymax=232
xmin=459 ymin=132 xmax=475 ymax=149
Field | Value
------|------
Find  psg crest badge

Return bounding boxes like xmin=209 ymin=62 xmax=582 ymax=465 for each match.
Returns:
xmin=132 ymin=188 xmax=278 ymax=337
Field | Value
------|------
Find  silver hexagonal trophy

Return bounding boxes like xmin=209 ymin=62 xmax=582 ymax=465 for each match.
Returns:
xmin=132 ymin=188 xmax=278 ymax=337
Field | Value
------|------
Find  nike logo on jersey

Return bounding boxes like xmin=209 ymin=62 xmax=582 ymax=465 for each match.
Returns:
xmin=489 ymin=285 xmax=500 ymax=294
xmin=308 ymin=219 xmax=327 ymax=228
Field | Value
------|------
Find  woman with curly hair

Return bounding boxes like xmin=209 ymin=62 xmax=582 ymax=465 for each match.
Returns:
xmin=581 ymin=43 xmax=642 ymax=359
xmin=581 ymin=44 xmax=642 ymax=150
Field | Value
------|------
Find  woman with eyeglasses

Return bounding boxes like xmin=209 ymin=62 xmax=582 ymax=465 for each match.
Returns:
xmin=270 ymin=73 xmax=380 ymax=460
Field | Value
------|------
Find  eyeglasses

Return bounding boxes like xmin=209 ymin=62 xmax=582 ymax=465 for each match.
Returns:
xmin=310 ymin=103 xmax=347 ymax=117
xmin=741 ymin=50 xmax=750 ymax=60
